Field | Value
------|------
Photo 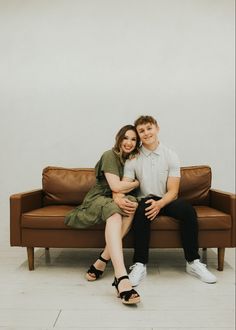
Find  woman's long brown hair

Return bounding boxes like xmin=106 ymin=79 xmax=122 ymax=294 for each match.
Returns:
xmin=113 ymin=125 xmax=140 ymax=164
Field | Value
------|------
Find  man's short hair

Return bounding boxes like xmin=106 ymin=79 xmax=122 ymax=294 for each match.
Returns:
xmin=134 ymin=115 xmax=158 ymax=127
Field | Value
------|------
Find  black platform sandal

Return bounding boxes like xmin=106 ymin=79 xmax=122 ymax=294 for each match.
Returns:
xmin=85 ymin=252 xmax=109 ymax=281
xmin=112 ymin=275 xmax=140 ymax=305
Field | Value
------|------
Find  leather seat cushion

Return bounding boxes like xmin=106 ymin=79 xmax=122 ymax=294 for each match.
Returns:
xmin=21 ymin=205 xmax=231 ymax=231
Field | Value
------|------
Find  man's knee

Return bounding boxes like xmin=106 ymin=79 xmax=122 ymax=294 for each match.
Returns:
xmin=181 ymin=200 xmax=197 ymax=219
xmin=168 ymin=198 xmax=197 ymax=222
xmin=136 ymin=198 xmax=149 ymax=213
xmin=175 ymin=198 xmax=196 ymax=212
xmin=133 ymin=208 xmax=150 ymax=228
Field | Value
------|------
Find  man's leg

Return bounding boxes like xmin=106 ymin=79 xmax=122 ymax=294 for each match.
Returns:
xmin=163 ymin=198 xmax=216 ymax=283
xmin=132 ymin=198 xmax=151 ymax=264
xmin=162 ymin=198 xmax=200 ymax=261
xmin=129 ymin=198 xmax=150 ymax=286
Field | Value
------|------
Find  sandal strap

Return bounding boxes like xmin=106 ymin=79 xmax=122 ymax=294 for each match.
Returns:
xmin=112 ymin=276 xmax=140 ymax=303
xmin=120 ymin=289 xmax=140 ymax=302
xmin=112 ymin=275 xmax=129 ymax=288
xmin=87 ymin=264 xmax=103 ymax=279
xmin=116 ymin=275 xmax=129 ymax=285
xmin=99 ymin=253 xmax=109 ymax=264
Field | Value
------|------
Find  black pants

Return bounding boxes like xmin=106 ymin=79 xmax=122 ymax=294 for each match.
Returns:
xmin=132 ymin=196 xmax=200 ymax=264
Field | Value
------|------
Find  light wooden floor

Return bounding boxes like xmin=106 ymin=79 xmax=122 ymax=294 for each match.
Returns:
xmin=0 ymin=232 xmax=235 ymax=329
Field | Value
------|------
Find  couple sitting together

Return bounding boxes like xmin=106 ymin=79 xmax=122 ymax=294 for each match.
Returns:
xmin=64 ymin=115 xmax=216 ymax=305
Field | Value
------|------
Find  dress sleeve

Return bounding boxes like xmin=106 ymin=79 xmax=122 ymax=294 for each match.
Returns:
xmin=96 ymin=150 xmax=120 ymax=178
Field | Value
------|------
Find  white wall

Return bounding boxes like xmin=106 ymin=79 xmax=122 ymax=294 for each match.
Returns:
xmin=0 ymin=0 xmax=235 ymax=229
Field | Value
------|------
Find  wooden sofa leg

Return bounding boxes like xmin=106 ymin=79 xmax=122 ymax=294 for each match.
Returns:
xmin=217 ymin=247 xmax=225 ymax=271
xmin=27 ymin=247 xmax=34 ymax=271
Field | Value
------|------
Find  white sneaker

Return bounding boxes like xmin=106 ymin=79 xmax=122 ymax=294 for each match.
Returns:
xmin=186 ymin=259 xmax=217 ymax=283
xmin=129 ymin=262 xmax=147 ymax=287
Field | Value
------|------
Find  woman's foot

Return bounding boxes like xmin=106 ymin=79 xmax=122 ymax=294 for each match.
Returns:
xmin=85 ymin=252 xmax=109 ymax=281
xmin=112 ymin=275 xmax=140 ymax=305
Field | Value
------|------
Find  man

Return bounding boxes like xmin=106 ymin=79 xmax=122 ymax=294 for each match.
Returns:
xmin=117 ymin=115 xmax=216 ymax=286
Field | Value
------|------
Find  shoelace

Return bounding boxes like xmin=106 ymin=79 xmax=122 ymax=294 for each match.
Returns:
xmin=195 ymin=262 xmax=208 ymax=271
xmin=129 ymin=263 xmax=143 ymax=273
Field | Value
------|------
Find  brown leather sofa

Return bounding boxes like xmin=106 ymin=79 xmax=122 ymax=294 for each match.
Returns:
xmin=10 ymin=165 xmax=236 ymax=271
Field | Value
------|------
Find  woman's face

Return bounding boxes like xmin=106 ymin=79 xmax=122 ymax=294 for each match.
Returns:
xmin=120 ymin=129 xmax=138 ymax=155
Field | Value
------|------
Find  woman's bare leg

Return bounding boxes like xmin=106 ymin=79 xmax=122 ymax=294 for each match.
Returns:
xmin=104 ymin=213 xmax=133 ymax=293
xmin=92 ymin=214 xmax=133 ymax=271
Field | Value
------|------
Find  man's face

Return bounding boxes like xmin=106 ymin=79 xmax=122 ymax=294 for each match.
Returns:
xmin=136 ymin=122 xmax=159 ymax=146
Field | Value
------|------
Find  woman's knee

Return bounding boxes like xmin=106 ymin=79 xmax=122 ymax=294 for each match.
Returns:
xmin=107 ymin=213 xmax=122 ymax=223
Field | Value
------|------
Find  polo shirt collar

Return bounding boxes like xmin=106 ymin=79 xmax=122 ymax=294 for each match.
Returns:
xmin=141 ymin=142 xmax=162 ymax=156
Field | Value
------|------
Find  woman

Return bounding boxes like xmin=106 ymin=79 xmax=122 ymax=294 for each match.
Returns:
xmin=64 ymin=125 xmax=141 ymax=305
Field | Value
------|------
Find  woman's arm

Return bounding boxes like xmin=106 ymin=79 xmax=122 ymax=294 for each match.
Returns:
xmin=111 ymin=176 xmax=138 ymax=215
xmin=104 ymin=172 xmax=139 ymax=193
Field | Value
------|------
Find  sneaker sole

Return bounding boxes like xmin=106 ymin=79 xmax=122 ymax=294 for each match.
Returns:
xmin=186 ymin=269 xmax=217 ymax=284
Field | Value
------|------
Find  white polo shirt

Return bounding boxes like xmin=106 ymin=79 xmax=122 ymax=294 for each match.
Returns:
xmin=124 ymin=143 xmax=181 ymax=198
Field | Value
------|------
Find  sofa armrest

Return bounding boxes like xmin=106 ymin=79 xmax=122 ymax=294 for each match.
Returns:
xmin=10 ymin=189 xmax=43 ymax=246
xmin=210 ymin=189 xmax=236 ymax=246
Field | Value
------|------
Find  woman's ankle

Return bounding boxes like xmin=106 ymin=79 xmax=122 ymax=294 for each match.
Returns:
xmin=101 ymin=251 xmax=110 ymax=261
xmin=93 ymin=259 xmax=106 ymax=271
xmin=117 ymin=277 xmax=132 ymax=292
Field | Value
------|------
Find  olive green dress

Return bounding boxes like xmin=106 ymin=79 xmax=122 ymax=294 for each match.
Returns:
xmin=64 ymin=149 xmax=137 ymax=229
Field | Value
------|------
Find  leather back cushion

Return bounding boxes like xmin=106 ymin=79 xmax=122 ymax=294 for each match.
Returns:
xmin=42 ymin=165 xmax=211 ymax=206
xmin=179 ymin=166 xmax=211 ymax=205
xmin=43 ymin=167 xmax=96 ymax=206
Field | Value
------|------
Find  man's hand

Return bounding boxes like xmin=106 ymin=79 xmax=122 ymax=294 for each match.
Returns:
xmin=145 ymin=199 xmax=163 ymax=221
xmin=114 ymin=196 xmax=138 ymax=215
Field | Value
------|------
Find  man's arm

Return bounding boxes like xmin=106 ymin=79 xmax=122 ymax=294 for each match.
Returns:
xmin=145 ymin=177 xmax=180 ymax=220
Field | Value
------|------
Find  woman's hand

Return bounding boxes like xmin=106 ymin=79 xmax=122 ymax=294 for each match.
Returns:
xmin=118 ymin=198 xmax=138 ymax=215
xmin=113 ymin=193 xmax=138 ymax=215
